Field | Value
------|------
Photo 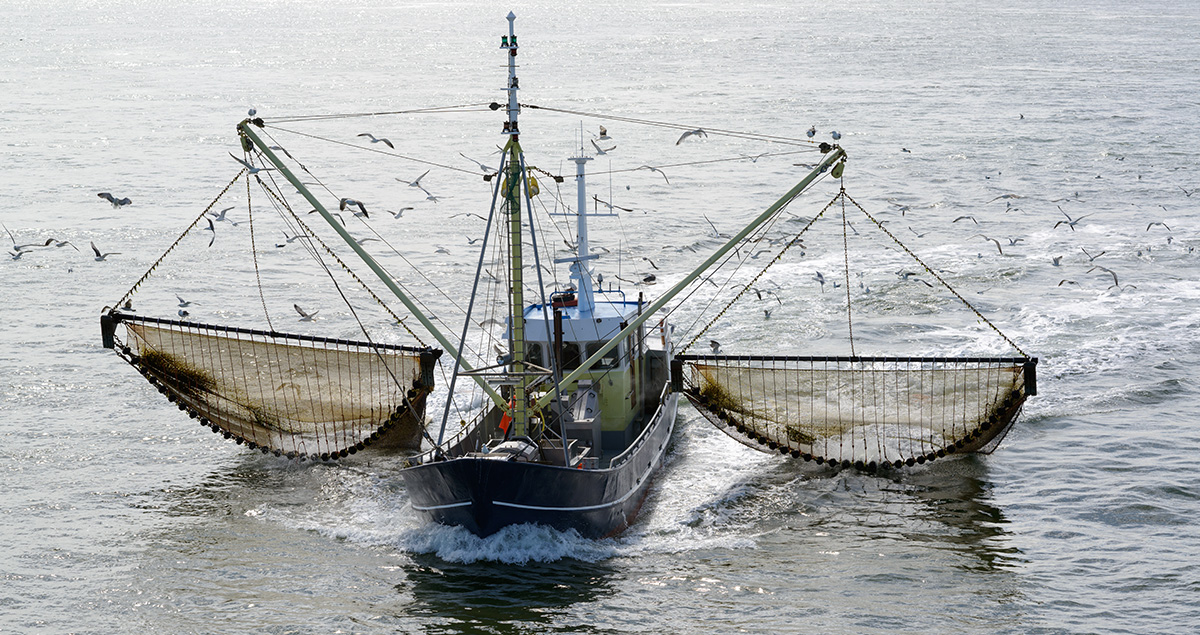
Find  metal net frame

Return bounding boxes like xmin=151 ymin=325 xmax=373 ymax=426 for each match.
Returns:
xmin=674 ymin=354 xmax=1037 ymax=470
xmin=104 ymin=311 xmax=440 ymax=461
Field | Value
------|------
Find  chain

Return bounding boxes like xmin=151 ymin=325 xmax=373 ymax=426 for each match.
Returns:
xmin=256 ymin=182 xmax=427 ymax=346
xmin=112 ymin=170 xmax=246 ymax=310
xmin=680 ymin=194 xmax=841 ymax=354
xmin=842 ymin=191 xmax=1029 ymax=357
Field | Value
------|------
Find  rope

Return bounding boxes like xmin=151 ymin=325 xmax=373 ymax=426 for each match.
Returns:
xmin=839 ymin=188 xmax=855 ymax=356
xmin=245 ymin=172 xmax=276 ymax=333
xmin=841 ymin=191 xmax=1029 ymax=357
xmin=112 ymin=169 xmax=246 ymax=310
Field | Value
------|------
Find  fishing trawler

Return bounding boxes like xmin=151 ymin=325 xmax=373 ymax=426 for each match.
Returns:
xmin=100 ymin=13 xmax=1037 ymax=539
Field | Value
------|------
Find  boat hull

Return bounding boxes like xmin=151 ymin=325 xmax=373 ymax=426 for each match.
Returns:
xmin=402 ymin=393 xmax=678 ymax=538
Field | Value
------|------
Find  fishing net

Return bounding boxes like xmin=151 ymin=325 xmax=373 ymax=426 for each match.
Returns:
xmin=675 ymin=355 xmax=1036 ymax=470
xmin=104 ymin=312 xmax=440 ymax=460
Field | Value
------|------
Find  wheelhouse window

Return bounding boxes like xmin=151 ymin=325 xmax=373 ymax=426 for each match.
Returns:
xmin=586 ymin=341 xmax=620 ymax=369
xmin=526 ymin=342 xmax=544 ymax=369
xmin=562 ymin=342 xmax=582 ymax=371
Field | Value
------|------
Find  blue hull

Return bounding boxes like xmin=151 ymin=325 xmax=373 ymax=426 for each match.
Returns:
xmin=402 ymin=394 xmax=678 ymax=538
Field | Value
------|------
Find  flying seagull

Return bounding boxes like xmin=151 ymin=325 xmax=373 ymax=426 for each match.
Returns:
xmin=339 ymin=198 xmax=369 ymax=218
xmin=676 ymin=128 xmax=707 ymax=145
xmin=638 ymin=165 xmax=670 ymax=184
xmin=598 ymin=125 xmax=611 ymax=140
xmin=396 ymin=169 xmax=431 ymax=193
xmin=1054 ymin=206 xmax=1091 ymax=232
xmin=590 ymin=139 xmax=616 ymax=155
xmin=90 ymin=241 xmax=120 ymax=261
xmin=972 ymin=234 xmax=1004 ymax=255
xmin=294 ymin=304 xmax=319 ymax=321
xmin=97 ymin=192 xmax=132 ymax=208
xmin=357 ymin=133 xmax=394 ymax=149
xmin=229 ymin=152 xmax=276 ymax=175
xmin=459 ymin=153 xmax=493 ymax=173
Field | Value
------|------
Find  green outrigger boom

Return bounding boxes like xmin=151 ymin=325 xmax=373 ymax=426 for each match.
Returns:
xmin=236 ymin=120 xmax=509 ymax=411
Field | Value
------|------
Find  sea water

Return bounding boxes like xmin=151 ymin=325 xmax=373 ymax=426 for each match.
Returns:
xmin=3 ymin=1 xmax=1199 ymax=633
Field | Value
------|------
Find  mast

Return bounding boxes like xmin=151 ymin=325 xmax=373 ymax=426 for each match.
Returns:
xmin=532 ymin=146 xmax=847 ymax=411
xmin=566 ymin=153 xmax=600 ymax=314
xmin=501 ymin=12 xmax=529 ymax=436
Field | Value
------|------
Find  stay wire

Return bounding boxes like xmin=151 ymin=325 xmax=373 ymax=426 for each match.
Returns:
xmin=841 ymin=191 xmax=1029 ymax=357
xmin=264 ymin=124 xmax=484 ymax=177
xmin=839 ymin=187 xmax=855 ymax=356
xmin=521 ymin=103 xmax=820 ymax=146
xmin=263 ymin=102 xmax=498 ymax=124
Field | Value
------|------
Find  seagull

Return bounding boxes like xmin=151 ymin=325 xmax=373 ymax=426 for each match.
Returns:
xmin=830 ymin=131 xmax=842 ymax=140
xmin=204 ymin=218 xmax=216 ymax=246
xmin=642 ymin=257 xmax=658 ymax=270
xmin=434 ymin=246 xmax=450 ymax=254
xmin=806 ymin=126 xmax=816 ymax=138
xmin=450 ymin=212 xmax=488 ymax=222
xmin=1081 ymin=247 xmax=1105 ymax=262
xmin=988 ymin=194 xmax=1023 ymax=202
xmin=676 ymin=129 xmax=707 ymax=145
xmin=1180 ymin=186 xmax=1195 ymax=197
xmin=391 ymin=207 xmax=414 ymax=219
xmin=229 ymin=152 xmax=275 ymax=175
xmin=590 ymin=139 xmax=616 ymax=155
xmin=953 ymin=215 xmax=978 ymax=224
xmin=1054 ymin=207 xmax=1091 ymax=231
xmin=702 ymin=214 xmax=729 ymax=239
xmin=396 ymin=169 xmax=431 ymax=193
xmin=357 ymin=133 xmax=394 ymax=149
xmin=53 ymin=239 xmax=79 ymax=251
xmin=294 ymin=304 xmax=319 ymax=321
xmin=307 ymin=209 xmax=346 ymax=225
xmin=972 ymin=235 xmax=1003 ymax=255
xmin=466 ymin=235 xmax=482 ymax=245
xmin=813 ymin=271 xmax=827 ymax=291
xmin=593 ymin=196 xmax=633 ymax=213
xmin=279 ymin=231 xmax=303 ymax=244
xmin=908 ymin=226 xmax=929 ymax=238
xmin=8 ymin=250 xmax=23 ymax=260
xmin=210 ymin=207 xmax=236 ymax=223
xmin=1052 ymin=256 xmax=1062 ymax=266
xmin=90 ymin=241 xmax=120 ymax=261
xmin=899 ymin=271 xmax=934 ymax=287
xmin=459 ymin=153 xmax=493 ymax=173
xmin=176 ymin=294 xmax=197 ymax=307
xmin=741 ymin=153 xmax=769 ymax=163
xmin=425 ymin=194 xmax=443 ymax=203
xmin=753 ymin=288 xmax=782 ymax=304
xmin=1146 ymin=221 xmax=1171 ymax=232
xmin=353 ymin=236 xmax=380 ymax=245
xmin=339 ymin=198 xmax=369 ymax=218
xmin=13 ymin=238 xmax=55 ymax=251
xmin=1057 ymin=279 xmax=1078 ymax=287
xmin=177 ymin=309 xmax=190 ymax=320
xmin=763 ymin=308 xmax=772 ymax=319
xmin=97 ymin=192 xmax=132 ymax=208
xmin=1088 ymin=266 xmax=1120 ymax=289
xmin=598 ymin=125 xmax=611 ymax=140
xmin=642 ymin=273 xmax=657 ymax=284
xmin=638 ymin=165 xmax=670 ymax=184
xmin=710 ymin=340 xmax=722 ymax=355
